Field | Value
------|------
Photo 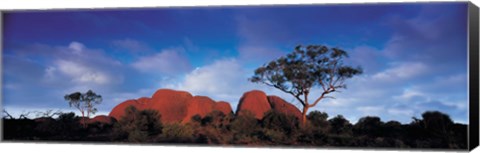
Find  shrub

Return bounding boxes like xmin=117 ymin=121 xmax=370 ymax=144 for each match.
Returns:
xmin=259 ymin=110 xmax=300 ymax=144
xmin=296 ymin=122 xmax=328 ymax=145
xmin=2 ymin=118 xmax=36 ymax=140
xmin=328 ymin=115 xmax=352 ymax=136
xmin=55 ymin=112 xmax=82 ymax=138
xmin=34 ymin=117 xmax=58 ymax=137
xmin=201 ymin=110 xmax=232 ymax=130
xmin=421 ymin=111 xmax=454 ymax=136
xmin=307 ymin=111 xmax=330 ymax=132
xmin=158 ymin=123 xmax=194 ymax=143
xmin=353 ymin=116 xmax=384 ymax=137
xmin=383 ymin=121 xmax=404 ymax=138
xmin=408 ymin=111 xmax=462 ymax=148
xmin=230 ymin=110 xmax=259 ymax=135
xmin=326 ymin=134 xmax=355 ymax=147
xmin=262 ymin=110 xmax=299 ymax=135
xmin=189 ymin=111 xmax=235 ymax=144
xmin=229 ymin=110 xmax=261 ymax=144
xmin=113 ymin=106 xmax=163 ymax=142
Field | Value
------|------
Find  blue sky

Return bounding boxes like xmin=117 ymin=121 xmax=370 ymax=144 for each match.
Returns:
xmin=2 ymin=2 xmax=469 ymax=123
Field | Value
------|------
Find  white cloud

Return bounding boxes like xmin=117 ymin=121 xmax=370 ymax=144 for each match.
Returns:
xmin=55 ymin=60 xmax=111 ymax=85
xmin=372 ymin=62 xmax=428 ymax=81
xmin=38 ymin=42 xmax=125 ymax=87
xmin=171 ymin=58 xmax=252 ymax=101
xmin=3 ymin=41 xmax=134 ymax=114
xmin=394 ymin=89 xmax=428 ymax=102
xmin=68 ymin=41 xmax=85 ymax=55
xmin=161 ymin=58 xmax=289 ymax=111
xmin=387 ymin=108 xmax=414 ymax=117
xmin=131 ymin=48 xmax=191 ymax=75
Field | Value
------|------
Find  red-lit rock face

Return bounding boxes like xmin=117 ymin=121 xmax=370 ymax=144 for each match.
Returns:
xmin=183 ymin=96 xmax=216 ymax=122
xmin=109 ymin=89 xmax=233 ymax=124
xmin=215 ymin=101 xmax=233 ymax=115
xmin=136 ymin=97 xmax=151 ymax=105
xmin=267 ymin=95 xmax=302 ymax=119
xmin=181 ymin=97 xmax=234 ymax=123
xmin=109 ymin=99 xmax=149 ymax=121
xmin=236 ymin=90 xmax=271 ymax=119
xmin=109 ymin=89 xmax=302 ymax=124
xmin=109 ymin=89 xmax=193 ymax=123
xmin=149 ymin=89 xmax=193 ymax=123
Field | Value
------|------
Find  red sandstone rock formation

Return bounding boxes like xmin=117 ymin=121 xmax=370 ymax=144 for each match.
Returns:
xmin=149 ymin=89 xmax=193 ymax=123
xmin=267 ymin=95 xmax=302 ymax=119
xmin=181 ymin=97 xmax=234 ymax=123
xmin=109 ymin=89 xmax=233 ymax=124
xmin=109 ymin=89 xmax=301 ymax=124
xmin=109 ymin=99 xmax=149 ymax=120
xmin=215 ymin=101 xmax=233 ymax=115
xmin=235 ymin=90 xmax=272 ymax=119
xmin=109 ymin=89 xmax=193 ymax=123
xmin=183 ymin=96 xmax=216 ymax=121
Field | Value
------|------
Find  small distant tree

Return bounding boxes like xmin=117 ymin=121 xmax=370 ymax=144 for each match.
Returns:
xmin=64 ymin=90 xmax=102 ymax=127
xmin=82 ymin=90 xmax=103 ymax=118
xmin=250 ymin=45 xmax=362 ymax=125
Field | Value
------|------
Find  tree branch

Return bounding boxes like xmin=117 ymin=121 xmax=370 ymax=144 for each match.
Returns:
xmin=328 ymin=58 xmax=338 ymax=87
xmin=295 ymin=95 xmax=306 ymax=107
xmin=324 ymin=96 xmax=336 ymax=99
xmin=3 ymin=109 xmax=13 ymax=119
xmin=261 ymin=80 xmax=306 ymax=106
xmin=333 ymin=76 xmax=342 ymax=87
xmin=309 ymin=88 xmax=335 ymax=107
xmin=19 ymin=111 xmax=31 ymax=119
xmin=319 ymin=81 xmax=327 ymax=91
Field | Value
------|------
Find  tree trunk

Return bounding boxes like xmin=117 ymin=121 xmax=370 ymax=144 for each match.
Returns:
xmin=81 ymin=111 xmax=86 ymax=128
xmin=301 ymin=106 xmax=309 ymax=126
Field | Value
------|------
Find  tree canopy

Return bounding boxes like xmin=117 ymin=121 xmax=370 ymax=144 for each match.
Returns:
xmin=64 ymin=89 xmax=102 ymax=127
xmin=250 ymin=45 xmax=362 ymax=124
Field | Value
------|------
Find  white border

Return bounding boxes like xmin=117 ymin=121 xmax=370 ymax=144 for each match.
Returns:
xmin=0 ymin=0 xmax=477 ymax=10
xmin=0 ymin=0 xmax=478 ymax=153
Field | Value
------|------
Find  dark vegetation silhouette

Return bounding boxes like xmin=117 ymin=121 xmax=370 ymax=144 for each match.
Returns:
xmin=113 ymin=106 xmax=163 ymax=142
xmin=2 ymin=107 xmax=467 ymax=149
xmin=250 ymin=45 xmax=362 ymax=125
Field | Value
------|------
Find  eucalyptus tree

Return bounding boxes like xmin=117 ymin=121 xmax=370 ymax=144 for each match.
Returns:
xmin=250 ymin=45 xmax=362 ymax=125
xmin=64 ymin=90 xmax=102 ymax=127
